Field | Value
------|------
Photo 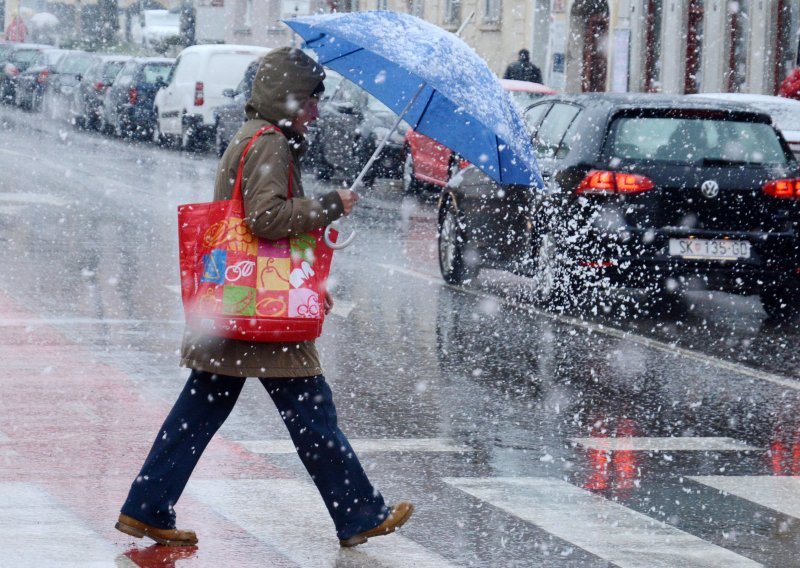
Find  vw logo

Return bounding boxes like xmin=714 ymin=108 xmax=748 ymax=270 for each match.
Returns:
xmin=700 ymin=180 xmax=720 ymax=199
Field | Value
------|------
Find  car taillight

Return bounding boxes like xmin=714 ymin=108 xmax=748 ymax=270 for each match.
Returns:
xmin=36 ymin=69 xmax=49 ymax=84
xmin=94 ymin=81 xmax=105 ymax=91
xmin=5 ymin=64 xmax=19 ymax=77
xmin=576 ymin=170 xmax=655 ymax=195
xmin=194 ymin=81 xmax=204 ymax=106
xmin=762 ymin=178 xmax=800 ymax=199
xmin=128 ymin=86 xmax=137 ymax=106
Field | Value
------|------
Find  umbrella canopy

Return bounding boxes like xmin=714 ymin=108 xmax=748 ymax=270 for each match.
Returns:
xmin=30 ymin=12 xmax=59 ymax=28
xmin=284 ymin=11 xmax=543 ymax=188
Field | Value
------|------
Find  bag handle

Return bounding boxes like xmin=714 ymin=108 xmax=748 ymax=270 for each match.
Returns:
xmin=231 ymin=124 xmax=293 ymax=202
xmin=231 ymin=123 xmax=354 ymax=249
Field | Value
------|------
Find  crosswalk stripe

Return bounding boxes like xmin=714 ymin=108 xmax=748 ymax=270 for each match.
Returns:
xmin=0 ymin=483 xmax=117 ymax=566
xmin=444 ymin=477 xmax=762 ymax=568
xmin=689 ymin=476 xmax=800 ymax=519
xmin=187 ymin=479 xmax=457 ymax=567
xmin=238 ymin=438 xmax=472 ymax=454
xmin=571 ymin=437 xmax=757 ymax=452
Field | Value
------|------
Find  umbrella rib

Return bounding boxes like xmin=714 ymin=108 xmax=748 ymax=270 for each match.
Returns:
xmin=319 ymin=46 xmax=366 ymax=66
xmin=411 ymin=89 xmax=435 ymax=130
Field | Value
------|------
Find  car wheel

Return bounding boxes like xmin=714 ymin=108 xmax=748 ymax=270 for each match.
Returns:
xmin=13 ymin=88 xmax=25 ymax=109
xmin=438 ymin=198 xmax=477 ymax=285
xmin=760 ymin=284 xmax=799 ymax=321
xmin=31 ymin=91 xmax=42 ymax=113
xmin=153 ymin=114 xmax=167 ymax=147
xmin=181 ymin=120 xmax=198 ymax=152
xmin=402 ymin=148 xmax=425 ymax=194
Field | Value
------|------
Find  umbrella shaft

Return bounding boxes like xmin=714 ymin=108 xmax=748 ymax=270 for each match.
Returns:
xmin=350 ymin=82 xmax=426 ymax=192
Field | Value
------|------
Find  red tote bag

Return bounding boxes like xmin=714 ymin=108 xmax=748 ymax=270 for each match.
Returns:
xmin=177 ymin=125 xmax=336 ymax=342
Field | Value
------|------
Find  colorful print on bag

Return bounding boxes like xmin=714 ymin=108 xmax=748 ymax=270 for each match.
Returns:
xmin=178 ymin=124 xmax=336 ymax=342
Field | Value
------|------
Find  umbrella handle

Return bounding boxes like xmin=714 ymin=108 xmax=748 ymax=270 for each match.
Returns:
xmin=324 ymin=220 xmax=357 ymax=250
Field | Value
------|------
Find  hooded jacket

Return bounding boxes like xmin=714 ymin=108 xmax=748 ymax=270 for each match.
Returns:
xmin=180 ymin=47 xmax=344 ymax=378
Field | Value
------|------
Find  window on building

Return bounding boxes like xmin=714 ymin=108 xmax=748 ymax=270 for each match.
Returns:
xmin=726 ymin=0 xmax=748 ymax=92
xmin=483 ymin=0 xmax=501 ymax=24
xmin=405 ymin=0 xmax=422 ymax=17
xmin=644 ymin=0 xmax=663 ymax=92
xmin=774 ymin=0 xmax=795 ymax=94
xmin=377 ymin=0 xmax=389 ymax=9
xmin=444 ymin=0 xmax=461 ymax=27
xmin=684 ymin=0 xmax=703 ymax=94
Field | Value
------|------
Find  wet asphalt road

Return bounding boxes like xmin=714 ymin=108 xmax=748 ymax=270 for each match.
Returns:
xmin=2 ymin=104 xmax=800 ymax=567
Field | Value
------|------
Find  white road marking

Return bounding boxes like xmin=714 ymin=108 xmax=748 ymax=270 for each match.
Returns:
xmin=378 ymin=263 xmax=800 ymax=392
xmin=238 ymin=437 xmax=473 ymax=455
xmin=0 ymin=192 xmax=67 ymax=206
xmin=690 ymin=476 xmax=800 ymax=519
xmin=444 ymin=477 xmax=762 ymax=568
xmin=188 ymin=479 xmax=457 ymax=567
xmin=0 ymin=318 xmax=182 ymax=326
xmin=0 ymin=205 xmax=26 ymax=215
xmin=571 ymin=437 xmax=757 ymax=452
xmin=0 ymin=483 xmax=117 ymax=566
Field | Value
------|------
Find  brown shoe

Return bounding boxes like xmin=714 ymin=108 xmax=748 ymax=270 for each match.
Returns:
xmin=339 ymin=502 xmax=415 ymax=547
xmin=115 ymin=513 xmax=198 ymax=547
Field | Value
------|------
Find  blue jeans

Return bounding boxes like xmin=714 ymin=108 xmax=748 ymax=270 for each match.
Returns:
xmin=120 ymin=370 xmax=389 ymax=540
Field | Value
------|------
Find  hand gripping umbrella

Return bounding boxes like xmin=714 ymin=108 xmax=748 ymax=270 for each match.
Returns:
xmin=284 ymin=11 xmax=544 ymax=249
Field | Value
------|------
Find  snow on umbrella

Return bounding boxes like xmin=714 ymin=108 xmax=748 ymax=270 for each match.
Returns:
xmin=283 ymin=11 xmax=543 ymax=190
xmin=30 ymin=12 xmax=59 ymax=28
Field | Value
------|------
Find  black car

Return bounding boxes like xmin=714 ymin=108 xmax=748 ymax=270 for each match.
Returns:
xmin=0 ymin=43 xmax=55 ymax=103
xmin=71 ymin=55 xmax=131 ymax=130
xmin=13 ymin=48 xmax=70 ymax=111
xmin=439 ymin=94 xmax=800 ymax=319
xmin=101 ymin=57 xmax=174 ymax=139
xmin=212 ymin=59 xmax=258 ymax=157
xmin=309 ymin=78 xmax=408 ymax=187
xmin=42 ymin=50 xmax=97 ymax=121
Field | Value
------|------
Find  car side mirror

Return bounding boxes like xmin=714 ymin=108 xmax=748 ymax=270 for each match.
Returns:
xmin=75 ymin=73 xmax=82 ymax=82
xmin=155 ymin=77 xmax=166 ymax=89
xmin=222 ymin=88 xmax=235 ymax=98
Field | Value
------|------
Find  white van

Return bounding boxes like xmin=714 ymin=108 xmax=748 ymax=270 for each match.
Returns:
xmin=153 ymin=44 xmax=271 ymax=151
xmin=132 ymin=10 xmax=180 ymax=50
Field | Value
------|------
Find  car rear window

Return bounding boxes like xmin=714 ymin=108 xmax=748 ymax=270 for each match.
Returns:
xmin=102 ymin=61 xmax=126 ymax=80
xmin=609 ymin=116 xmax=789 ymax=166
xmin=58 ymin=55 xmax=95 ymax=74
xmin=141 ymin=63 xmax=172 ymax=84
xmin=13 ymin=49 xmax=44 ymax=68
xmin=207 ymin=53 xmax=259 ymax=85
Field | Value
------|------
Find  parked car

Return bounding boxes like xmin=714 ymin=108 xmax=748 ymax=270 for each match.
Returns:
xmin=13 ymin=48 xmax=70 ymax=111
xmin=0 ymin=43 xmax=55 ymax=103
xmin=101 ymin=57 xmax=174 ymax=139
xmin=438 ymin=94 xmax=800 ymax=320
xmin=690 ymin=93 xmax=800 ymax=161
xmin=211 ymin=59 xmax=258 ymax=157
xmin=309 ymin=77 xmax=409 ymax=187
xmin=41 ymin=50 xmax=97 ymax=121
xmin=153 ymin=44 xmax=270 ymax=151
xmin=403 ymin=79 xmax=556 ymax=193
xmin=71 ymin=55 xmax=131 ymax=130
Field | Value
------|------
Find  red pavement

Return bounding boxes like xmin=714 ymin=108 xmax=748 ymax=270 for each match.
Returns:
xmin=0 ymin=291 xmax=298 ymax=566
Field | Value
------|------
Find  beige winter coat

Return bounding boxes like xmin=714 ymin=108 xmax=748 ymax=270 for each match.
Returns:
xmin=180 ymin=47 xmax=344 ymax=378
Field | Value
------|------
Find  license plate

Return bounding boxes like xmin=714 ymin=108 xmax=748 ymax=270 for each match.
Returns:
xmin=61 ymin=86 xmax=73 ymax=95
xmin=668 ymin=238 xmax=751 ymax=260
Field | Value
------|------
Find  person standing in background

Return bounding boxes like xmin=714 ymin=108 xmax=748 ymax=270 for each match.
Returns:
xmin=503 ymin=48 xmax=543 ymax=84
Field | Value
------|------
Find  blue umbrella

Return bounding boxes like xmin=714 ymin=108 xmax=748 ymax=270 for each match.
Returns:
xmin=283 ymin=11 xmax=543 ymax=190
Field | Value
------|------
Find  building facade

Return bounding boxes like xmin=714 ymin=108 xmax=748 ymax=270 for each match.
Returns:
xmin=220 ymin=0 xmax=800 ymax=95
